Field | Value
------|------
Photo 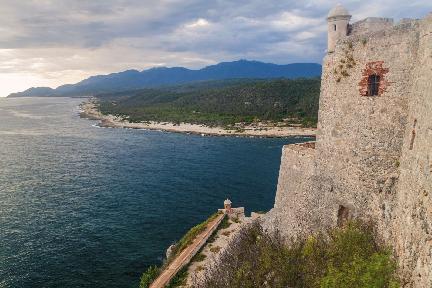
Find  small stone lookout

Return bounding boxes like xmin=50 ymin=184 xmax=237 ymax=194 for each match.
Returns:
xmin=219 ymin=199 xmax=245 ymax=219
xmin=223 ymin=199 xmax=232 ymax=212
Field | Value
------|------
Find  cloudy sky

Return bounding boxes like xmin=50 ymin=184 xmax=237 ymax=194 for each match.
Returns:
xmin=0 ymin=0 xmax=430 ymax=96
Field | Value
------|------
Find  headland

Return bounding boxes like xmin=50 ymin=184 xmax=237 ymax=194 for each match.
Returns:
xmin=79 ymin=99 xmax=316 ymax=138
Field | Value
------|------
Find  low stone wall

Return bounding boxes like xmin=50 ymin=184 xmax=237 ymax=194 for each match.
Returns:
xmin=218 ymin=207 xmax=245 ymax=219
xmin=150 ymin=213 xmax=225 ymax=288
xmin=183 ymin=215 xmax=225 ymax=268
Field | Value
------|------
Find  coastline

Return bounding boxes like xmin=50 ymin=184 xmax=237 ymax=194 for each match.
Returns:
xmin=79 ymin=99 xmax=316 ymax=138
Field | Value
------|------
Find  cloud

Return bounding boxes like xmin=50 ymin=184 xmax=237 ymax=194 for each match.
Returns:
xmin=185 ymin=18 xmax=211 ymax=29
xmin=0 ymin=0 xmax=431 ymax=96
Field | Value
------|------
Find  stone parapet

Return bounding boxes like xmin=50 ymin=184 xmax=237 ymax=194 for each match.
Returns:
xmin=350 ymin=17 xmax=394 ymax=36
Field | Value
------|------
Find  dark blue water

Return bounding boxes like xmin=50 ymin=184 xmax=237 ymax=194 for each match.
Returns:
xmin=0 ymin=97 xmax=311 ymax=288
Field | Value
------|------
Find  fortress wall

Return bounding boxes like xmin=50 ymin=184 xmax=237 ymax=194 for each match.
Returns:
xmin=264 ymin=12 xmax=431 ymax=287
xmin=266 ymin=21 xmax=422 ymax=239
xmin=392 ymin=16 xmax=432 ymax=287
xmin=315 ymin=21 xmax=419 ymax=230
xmin=350 ymin=17 xmax=394 ymax=36
xmin=266 ymin=143 xmax=318 ymax=238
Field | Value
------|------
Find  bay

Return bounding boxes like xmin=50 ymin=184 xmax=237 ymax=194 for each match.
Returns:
xmin=0 ymin=97 xmax=311 ymax=288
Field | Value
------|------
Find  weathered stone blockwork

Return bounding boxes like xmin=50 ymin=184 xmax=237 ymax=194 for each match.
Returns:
xmin=392 ymin=16 xmax=432 ymax=285
xmin=266 ymin=143 xmax=318 ymax=237
xmin=265 ymin=11 xmax=432 ymax=288
xmin=350 ymin=17 xmax=394 ymax=35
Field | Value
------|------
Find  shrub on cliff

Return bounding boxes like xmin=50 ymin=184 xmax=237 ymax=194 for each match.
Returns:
xmin=195 ymin=221 xmax=400 ymax=288
xmin=139 ymin=265 xmax=159 ymax=288
xmin=308 ymin=222 xmax=400 ymax=288
xmin=320 ymin=252 xmax=400 ymax=288
xmin=194 ymin=223 xmax=302 ymax=287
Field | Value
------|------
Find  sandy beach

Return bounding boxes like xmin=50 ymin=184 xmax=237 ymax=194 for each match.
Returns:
xmin=79 ymin=99 xmax=316 ymax=138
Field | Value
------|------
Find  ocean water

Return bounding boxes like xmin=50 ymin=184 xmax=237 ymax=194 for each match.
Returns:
xmin=0 ymin=97 xmax=311 ymax=288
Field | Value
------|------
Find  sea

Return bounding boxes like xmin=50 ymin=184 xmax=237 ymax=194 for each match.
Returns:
xmin=0 ymin=97 xmax=311 ymax=288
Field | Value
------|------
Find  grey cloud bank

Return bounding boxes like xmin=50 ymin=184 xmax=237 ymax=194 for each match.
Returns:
xmin=0 ymin=0 xmax=431 ymax=96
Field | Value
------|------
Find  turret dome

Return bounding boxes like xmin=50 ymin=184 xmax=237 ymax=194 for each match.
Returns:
xmin=328 ymin=4 xmax=350 ymax=19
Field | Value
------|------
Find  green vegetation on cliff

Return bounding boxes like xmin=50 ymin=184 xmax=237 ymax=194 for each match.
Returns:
xmin=97 ymin=78 xmax=320 ymax=128
xmin=168 ymin=211 xmax=222 ymax=260
xmin=196 ymin=221 xmax=400 ymax=288
xmin=139 ymin=266 xmax=160 ymax=288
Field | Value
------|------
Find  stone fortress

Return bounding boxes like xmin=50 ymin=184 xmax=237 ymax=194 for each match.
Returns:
xmin=265 ymin=4 xmax=432 ymax=287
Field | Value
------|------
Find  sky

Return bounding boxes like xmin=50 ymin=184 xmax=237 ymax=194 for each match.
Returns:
xmin=0 ymin=0 xmax=430 ymax=97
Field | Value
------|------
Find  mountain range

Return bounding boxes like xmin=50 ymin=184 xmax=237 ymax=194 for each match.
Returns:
xmin=8 ymin=60 xmax=321 ymax=98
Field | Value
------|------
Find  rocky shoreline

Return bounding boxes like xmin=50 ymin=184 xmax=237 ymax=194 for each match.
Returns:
xmin=79 ymin=99 xmax=316 ymax=138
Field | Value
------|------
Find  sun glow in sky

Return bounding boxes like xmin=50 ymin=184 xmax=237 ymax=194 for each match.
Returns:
xmin=0 ymin=0 xmax=430 ymax=97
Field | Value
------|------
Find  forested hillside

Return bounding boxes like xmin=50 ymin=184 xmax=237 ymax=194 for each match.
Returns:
xmin=97 ymin=78 xmax=321 ymax=127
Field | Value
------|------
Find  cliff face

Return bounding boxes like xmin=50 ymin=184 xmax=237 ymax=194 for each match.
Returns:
xmin=266 ymin=14 xmax=432 ymax=287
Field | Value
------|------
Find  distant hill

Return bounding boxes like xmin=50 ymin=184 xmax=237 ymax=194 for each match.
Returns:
xmin=97 ymin=78 xmax=321 ymax=127
xmin=8 ymin=60 xmax=321 ymax=98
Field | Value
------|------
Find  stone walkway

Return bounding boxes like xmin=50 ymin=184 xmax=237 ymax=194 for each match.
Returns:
xmin=150 ymin=213 xmax=225 ymax=288
xmin=185 ymin=217 xmax=244 ymax=287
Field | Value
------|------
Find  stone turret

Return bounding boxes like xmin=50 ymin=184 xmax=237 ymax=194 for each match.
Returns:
xmin=223 ymin=199 xmax=232 ymax=213
xmin=327 ymin=4 xmax=351 ymax=53
xmin=219 ymin=199 xmax=245 ymax=219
